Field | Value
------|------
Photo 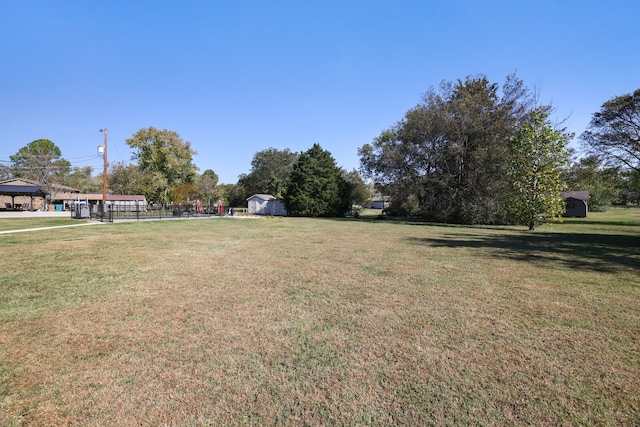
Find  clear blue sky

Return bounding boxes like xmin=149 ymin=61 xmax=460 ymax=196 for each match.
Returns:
xmin=1 ymin=1 xmax=638 ymax=184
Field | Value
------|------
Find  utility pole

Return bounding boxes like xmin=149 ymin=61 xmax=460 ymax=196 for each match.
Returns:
xmin=100 ymin=128 xmax=108 ymax=220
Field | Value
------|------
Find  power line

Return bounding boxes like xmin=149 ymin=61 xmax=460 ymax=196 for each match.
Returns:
xmin=1 ymin=155 xmax=100 ymax=164
xmin=0 ymin=122 xmax=97 ymax=132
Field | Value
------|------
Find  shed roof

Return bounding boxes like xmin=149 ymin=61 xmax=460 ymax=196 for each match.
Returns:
xmin=55 ymin=192 xmax=146 ymax=202
xmin=560 ymin=191 xmax=590 ymax=201
xmin=247 ymin=194 xmax=278 ymax=201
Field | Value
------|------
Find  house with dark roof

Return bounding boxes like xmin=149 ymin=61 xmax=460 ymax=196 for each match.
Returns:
xmin=561 ymin=191 xmax=590 ymax=217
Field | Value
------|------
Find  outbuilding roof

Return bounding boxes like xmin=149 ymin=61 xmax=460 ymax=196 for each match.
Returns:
xmin=55 ymin=192 xmax=146 ymax=202
xmin=247 ymin=194 xmax=278 ymax=201
xmin=560 ymin=191 xmax=590 ymax=201
xmin=0 ymin=184 xmax=43 ymax=193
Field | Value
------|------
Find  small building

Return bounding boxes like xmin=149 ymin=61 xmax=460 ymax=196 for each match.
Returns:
xmin=561 ymin=191 xmax=590 ymax=218
xmin=0 ymin=178 xmax=50 ymax=210
xmin=365 ymin=196 xmax=391 ymax=209
xmin=0 ymin=179 xmax=146 ymax=213
xmin=247 ymin=194 xmax=287 ymax=216
xmin=55 ymin=192 xmax=148 ymax=212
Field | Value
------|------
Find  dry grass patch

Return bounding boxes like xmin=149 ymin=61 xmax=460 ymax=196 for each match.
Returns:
xmin=1 ymin=213 xmax=639 ymax=425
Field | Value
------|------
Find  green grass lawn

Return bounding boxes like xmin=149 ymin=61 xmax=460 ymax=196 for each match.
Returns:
xmin=0 ymin=217 xmax=81 ymax=232
xmin=1 ymin=210 xmax=638 ymax=425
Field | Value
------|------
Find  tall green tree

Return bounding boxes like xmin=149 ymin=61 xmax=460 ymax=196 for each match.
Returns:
xmin=126 ymin=127 xmax=198 ymax=204
xmin=285 ymin=144 xmax=350 ymax=217
xmin=10 ymin=139 xmax=71 ymax=186
xmin=10 ymin=139 xmax=71 ymax=206
xmin=196 ymin=169 xmax=219 ymax=203
xmin=238 ymin=148 xmax=298 ymax=198
xmin=507 ymin=110 xmax=570 ymax=230
xmin=359 ymin=74 xmax=537 ymax=224
xmin=581 ymin=88 xmax=640 ymax=172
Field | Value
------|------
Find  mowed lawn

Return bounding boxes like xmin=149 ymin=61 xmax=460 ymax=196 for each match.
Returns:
xmin=0 ymin=210 xmax=638 ymax=426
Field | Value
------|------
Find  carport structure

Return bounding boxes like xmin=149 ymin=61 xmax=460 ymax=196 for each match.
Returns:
xmin=0 ymin=179 xmax=46 ymax=211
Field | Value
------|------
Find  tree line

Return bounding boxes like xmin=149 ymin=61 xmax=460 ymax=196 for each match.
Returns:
xmin=2 ymin=75 xmax=639 ymax=226
xmin=2 ymin=128 xmax=369 ymax=216
xmin=359 ymin=75 xmax=640 ymax=228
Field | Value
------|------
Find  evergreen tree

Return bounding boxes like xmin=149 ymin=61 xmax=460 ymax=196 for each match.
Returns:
xmin=285 ymin=144 xmax=350 ymax=217
xmin=10 ymin=139 xmax=71 ymax=187
xmin=10 ymin=139 xmax=71 ymax=208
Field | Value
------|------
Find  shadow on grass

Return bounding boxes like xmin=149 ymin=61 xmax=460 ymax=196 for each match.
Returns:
xmin=561 ymin=219 xmax=640 ymax=227
xmin=408 ymin=232 xmax=640 ymax=274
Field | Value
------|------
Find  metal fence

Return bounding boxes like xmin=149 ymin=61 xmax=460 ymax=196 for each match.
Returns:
xmin=88 ymin=205 xmax=234 ymax=222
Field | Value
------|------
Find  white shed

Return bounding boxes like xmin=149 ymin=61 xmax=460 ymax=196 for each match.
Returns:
xmin=366 ymin=196 xmax=390 ymax=209
xmin=247 ymin=194 xmax=287 ymax=216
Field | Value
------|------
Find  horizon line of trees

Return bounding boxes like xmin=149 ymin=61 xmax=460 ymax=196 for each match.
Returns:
xmin=1 ymin=130 xmax=370 ymax=215
xmin=358 ymin=74 xmax=639 ymax=228
xmin=2 ymin=76 xmax=639 ymax=224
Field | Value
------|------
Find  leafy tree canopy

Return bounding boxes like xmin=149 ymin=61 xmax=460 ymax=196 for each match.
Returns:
xmin=196 ymin=169 xmax=219 ymax=205
xmin=344 ymin=169 xmax=370 ymax=207
xmin=218 ymin=183 xmax=245 ymax=208
xmin=581 ymin=88 xmax=640 ymax=172
xmin=172 ymin=183 xmax=198 ymax=205
xmin=238 ymin=148 xmax=298 ymax=199
xmin=507 ymin=110 xmax=570 ymax=230
xmin=285 ymin=144 xmax=350 ymax=217
xmin=359 ymin=74 xmax=539 ymax=224
xmin=126 ymin=127 xmax=198 ymax=204
xmin=64 ymin=166 xmax=101 ymax=192
xmin=620 ymin=169 xmax=640 ymax=205
xmin=10 ymin=139 xmax=70 ymax=188
xmin=108 ymin=161 xmax=159 ymax=201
